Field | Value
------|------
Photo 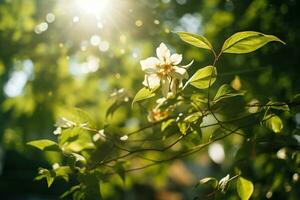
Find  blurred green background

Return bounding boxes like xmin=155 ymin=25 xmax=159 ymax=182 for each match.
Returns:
xmin=0 ymin=0 xmax=299 ymax=199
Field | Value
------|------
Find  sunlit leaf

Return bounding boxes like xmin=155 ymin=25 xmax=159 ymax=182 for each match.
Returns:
xmin=187 ymin=65 xmax=217 ymax=89
xmin=237 ymin=177 xmax=254 ymax=200
xmin=59 ymin=127 xmax=95 ymax=152
xmin=161 ymin=119 xmax=175 ymax=132
xmin=57 ymin=108 xmax=96 ymax=129
xmin=35 ymin=168 xmax=55 ymax=188
xmin=222 ymin=31 xmax=285 ymax=54
xmin=132 ymin=87 xmax=157 ymax=106
xmin=184 ymin=112 xmax=202 ymax=123
xmin=213 ymin=84 xmax=244 ymax=103
xmin=231 ymin=75 xmax=242 ymax=90
xmin=176 ymin=32 xmax=213 ymax=51
xmin=177 ymin=122 xmax=188 ymax=135
xmin=55 ymin=166 xmax=72 ymax=182
xmin=264 ymin=114 xmax=283 ymax=133
xmin=27 ymin=139 xmax=60 ymax=152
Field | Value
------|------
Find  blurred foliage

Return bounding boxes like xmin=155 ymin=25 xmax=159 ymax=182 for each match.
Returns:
xmin=0 ymin=0 xmax=300 ymax=199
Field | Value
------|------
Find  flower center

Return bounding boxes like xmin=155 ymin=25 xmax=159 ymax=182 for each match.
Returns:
xmin=157 ymin=63 xmax=174 ymax=77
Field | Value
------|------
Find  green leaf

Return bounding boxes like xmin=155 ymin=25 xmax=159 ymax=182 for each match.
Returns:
xmin=35 ymin=168 xmax=55 ymax=188
xmin=177 ymin=122 xmax=188 ymax=135
xmin=132 ymin=87 xmax=156 ymax=107
xmin=176 ymin=32 xmax=213 ymax=51
xmin=197 ymin=177 xmax=218 ymax=189
xmin=55 ymin=166 xmax=72 ymax=182
xmin=60 ymin=185 xmax=81 ymax=199
xmin=184 ymin=112 xmax=202 ymax=123
xmin=113 ymin=162 xmax=127 ymax=183
xmin=79 ymin=173 xmax=103 ymax=200
xmin=59 ymin=127 xmax=95 ymax=153
xmin=57 ymin=108 xmax=96 ymax=129
xmin=161 ymin=119 xmax=175 ymax=132
xmin=237 ymin=177 xmax=254 ymax=200
xmin=187 ymin=65 xmax=217 ymax=89
xmin=213 ymin=84 xmax=244 ymax=103
xmin=106 ymin=101 xmax=123 ymax=118
xmin=222 ymin=31 xmax=285 ymax=54
xmin=264 ymin=114 xmax=283 ymax=133
xmin=27 ymin=139 xmax=60 ymax=152
xmin=266 ymin=101 xmax=289 ymax=111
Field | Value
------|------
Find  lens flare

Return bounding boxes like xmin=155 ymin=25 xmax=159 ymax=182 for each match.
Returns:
xmin=75 ymin=0 xmax=111 ymax=17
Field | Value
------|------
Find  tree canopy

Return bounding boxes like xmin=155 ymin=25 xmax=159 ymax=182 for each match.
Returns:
xmin=0 ymin=0 xmax=300 ymax=199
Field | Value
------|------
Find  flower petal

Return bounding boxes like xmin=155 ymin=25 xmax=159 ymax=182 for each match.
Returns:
xmin=140 ymin=57 xmax=159 ymax=73
xmin=171 ymin=79 xmax=183 ymax=94
xmin=170 ymin=53 xmax=182 ymax=65
xmin=170 ymin=66 xmax=188 ymax=79
xmin=143 ymin=74 xmax=161 ymax=89
xmin=161 ymin=77 xmax=170 ymax=98
xmin=156 ymin=43 xmax=170 ymax=61
xmin=180 ymin=60 xmax=194 ymax=69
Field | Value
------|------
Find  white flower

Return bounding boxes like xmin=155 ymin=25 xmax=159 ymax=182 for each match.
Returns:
xmin=218 ymin=174 xmax=230 ymax=192
xmin=140 ymin=43 xmax=193 ymax=97
xmin=93 ymin=129 xmax=106 ymax=142
xmin=120 ymin=135 xmax=128 ymax=141
xmin=55 ymin=117 xmax=76 ymax=128
xmin=53 ymin=127 xmax=62 ymax=135
xmin=52 ymin=163 xmax=60 ymax=170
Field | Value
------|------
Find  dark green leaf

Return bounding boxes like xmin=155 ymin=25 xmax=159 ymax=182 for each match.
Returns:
xmin=266 ymin=101 xmax=289 ymax=111
xmin=60 ymin=185 xmax=81 ymax=199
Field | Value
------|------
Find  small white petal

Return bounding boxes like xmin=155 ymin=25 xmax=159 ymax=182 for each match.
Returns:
xmin=170 ymin=54 xmax=182 ymax=65
xmin=180 ymin=60 xmax=194 ymax=69
xmin=55 ymin=117 xmax=76 ymax=128
xmin=120 ymin=135 xmax=128 ymax=141
xmin=53 ymin=127 xmax=62 ymax=135
xmin=52 ymin=163 xmax=60 ymax=170
xmin=143 ymin=74 xmax=161 ymax=89
xmin=161 ymin=77 xmax=170 ymax=98
xmin=156 ymin=97 xmax=167 ymax=105
xmin=156 ymin=43 xmax=170 ymax=61
xmin=98 ymin=129 xmax=105 ymax=137
xmin=80 ymin=123 xmax=88 ymax=127
xmin=93 ymin=133 xmax=101 ymax=142
xmin=170 ymin=66 xmax=188 ymax=79
xmin=140 ymin=57 xmax=159 ymax=73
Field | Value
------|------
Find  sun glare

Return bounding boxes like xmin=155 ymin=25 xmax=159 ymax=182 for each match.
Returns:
xmin=75 ymin=0 xmax=111 ymax=17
